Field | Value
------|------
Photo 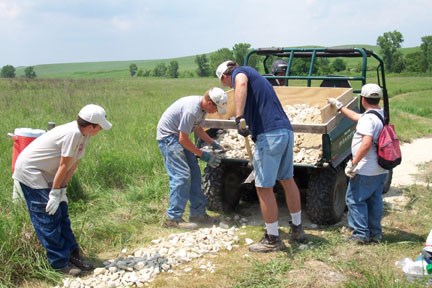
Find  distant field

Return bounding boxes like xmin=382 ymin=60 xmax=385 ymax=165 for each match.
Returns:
xmin=14 ymin=54 xmax=200 ymax=78
xmin=13 ymin=45 xmax=419 ymax=79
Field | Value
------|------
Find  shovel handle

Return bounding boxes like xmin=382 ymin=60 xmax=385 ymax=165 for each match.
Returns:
xmin=240 ymin=119 xmax=253 ymax=164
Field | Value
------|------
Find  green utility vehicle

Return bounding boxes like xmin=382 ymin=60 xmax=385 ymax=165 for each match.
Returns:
xmin=200 ymin=47 xmax=392 ymax=225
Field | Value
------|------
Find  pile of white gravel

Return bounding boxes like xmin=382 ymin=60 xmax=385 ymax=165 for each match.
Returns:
xmin=54 ymin=227 xmax=239 ymax=288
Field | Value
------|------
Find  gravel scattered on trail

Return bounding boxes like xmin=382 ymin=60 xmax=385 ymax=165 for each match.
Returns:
xmin=55 ymin=227 xmax=239 ymax=288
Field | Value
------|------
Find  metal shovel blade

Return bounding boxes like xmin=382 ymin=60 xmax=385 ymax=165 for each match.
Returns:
xmin=243 ymin=170 xmax=255 ymax=184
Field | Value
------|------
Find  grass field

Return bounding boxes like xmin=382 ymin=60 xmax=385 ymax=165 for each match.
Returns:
xmin=0 ymin=73 xmax=432 ymax=287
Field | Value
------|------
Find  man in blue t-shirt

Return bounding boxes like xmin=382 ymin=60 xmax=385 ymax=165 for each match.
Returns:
xmin=216 ymin=61 xmax=307 ymax=252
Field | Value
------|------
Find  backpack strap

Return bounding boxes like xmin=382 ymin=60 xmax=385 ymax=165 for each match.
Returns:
xmin=366 ymin=110 xmax=385 ymax=125
xmin=366 ymin=110 xmax=385 ymax=146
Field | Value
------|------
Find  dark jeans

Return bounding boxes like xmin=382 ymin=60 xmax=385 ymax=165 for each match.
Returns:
xmin=20 ymin=182 xmax=78 ymax=269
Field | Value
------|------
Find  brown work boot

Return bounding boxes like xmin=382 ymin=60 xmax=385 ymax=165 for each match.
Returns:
xmin=58 ymin=263 xmax=82 ymax=277
xmin=248 ymin=233 xmax=285 ymax=253
xmin=70 ymin=249 xmax=94 ymax=271
xmin=189 ymin=213 xmax=220 ymax=226
xmin=164 ymin=218 xmax=198 ymax=230
xmin=289 ymin=221 xmax=307 ymax=243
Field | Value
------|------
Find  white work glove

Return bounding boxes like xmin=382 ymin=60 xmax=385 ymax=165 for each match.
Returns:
xmin=328 ymin=98 xmax=343 ymax=111
xmin=60 ymin=187 xmax=68 ymax=204
xmin=345 ymin=160 xmax=358 ymax=178
xmin=46 ymin=188 xmax=62 ymax=215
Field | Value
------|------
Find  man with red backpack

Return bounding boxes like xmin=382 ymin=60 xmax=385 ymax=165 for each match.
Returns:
xmin=328 ymin=83 xmax=388 ymax=244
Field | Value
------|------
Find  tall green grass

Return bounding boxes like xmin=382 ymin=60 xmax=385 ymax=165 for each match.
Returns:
xmin=0 ymin=75 xmax=431 ymax=287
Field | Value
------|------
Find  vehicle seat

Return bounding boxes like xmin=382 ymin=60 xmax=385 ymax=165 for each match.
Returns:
xmin=320 ymin=77 xmax=351 ymax=88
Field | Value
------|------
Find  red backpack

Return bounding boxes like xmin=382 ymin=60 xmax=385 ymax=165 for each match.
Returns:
xmin=366 ymin=110 xmax=402 ymax=170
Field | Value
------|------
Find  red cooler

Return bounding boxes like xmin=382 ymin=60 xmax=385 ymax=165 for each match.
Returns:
xmin=11 ymin=128 xmax=46 ymax=172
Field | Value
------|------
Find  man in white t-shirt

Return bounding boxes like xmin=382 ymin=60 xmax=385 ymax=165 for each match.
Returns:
xmin=328 ymin=84 xmax=388 ymax=244
xmin=13 ymin=104 xmax=112 ymax=276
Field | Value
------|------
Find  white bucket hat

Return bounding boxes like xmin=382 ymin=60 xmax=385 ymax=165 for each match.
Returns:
xmin=208 ymin=87 xmax=227 ymax=115
xmin=78 ymin=104 xmax=112 ymax=130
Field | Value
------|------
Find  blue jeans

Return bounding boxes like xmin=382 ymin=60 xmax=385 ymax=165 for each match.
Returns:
xmin=20 ymin=182 xmax=78 ymax=269
xmin=158 ymin=135 xmax=207 ymax=220
xmin=346 ymin=173 xmax=387 ymax=241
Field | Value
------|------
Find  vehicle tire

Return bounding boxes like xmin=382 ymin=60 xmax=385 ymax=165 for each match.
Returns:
xmin=306 ymin=167 xmax=347 ymax=225
xmin=202 ymin=163 xmax=246 ymax=212
xmin=382 ymin=169 xmax=393 ymax=194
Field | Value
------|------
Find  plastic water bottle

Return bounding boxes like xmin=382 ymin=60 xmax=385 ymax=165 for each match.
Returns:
xmin=396 ymin=257 xmax=427 ymax=282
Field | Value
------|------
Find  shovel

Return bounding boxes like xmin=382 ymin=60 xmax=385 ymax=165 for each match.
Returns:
xmin=240 ymin=119 xmax=255 ymax=184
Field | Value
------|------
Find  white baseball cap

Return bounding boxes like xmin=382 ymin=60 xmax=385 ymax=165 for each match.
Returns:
xmin=208 ymin=87 xmax=227 ymax=115
xmin=78 ymin=104 xmax=112 ymax=130
xmin=216 ymin=60 xmax=233 ymax=80
xmin=360 ymin=83 xmax=383 ymax=98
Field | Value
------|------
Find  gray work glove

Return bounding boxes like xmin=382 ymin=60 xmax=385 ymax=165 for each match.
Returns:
xmin=200 ymin=151 xmax=222 ymax=168
xmin=212 ymin=140 xmax=225 ymax=152
xmin=327 ymin=98 xmax=343 ymax=111
xmin=46 ymin=188 xmax=62 ymax=215
xmin=60 ymin=187 xmax=68 ymax=204
xmin=345 ymin=160 xmax=358 ymax=178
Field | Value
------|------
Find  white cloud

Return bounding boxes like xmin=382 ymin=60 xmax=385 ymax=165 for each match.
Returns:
xmin=0 ymin=0 xmax=21 ymax=19
xmin=0 ymin=0 xmax=431 ymax=67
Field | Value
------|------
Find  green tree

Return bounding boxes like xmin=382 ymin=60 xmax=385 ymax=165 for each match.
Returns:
xmin=209 ymin=48 xmax=234 ymax=75
xmin=167 ymin=61 xmax=179 ymax=78
xmin=405 ymin=51 xmax=423 ymax=72
xmin=315 ymin=58 xmax=333 ymax=75
xmin=24 ymin=66 xmax=37 ymax=78
xmin=420 ymin=35 xmax=432 ymax=72
xmin=332 ymin=59 xmax=347 ymax=72
xmin=377 ymin=30 xmax=405 ymax=73
xmin=233 ymin=43 xmax=251 ymax=66
xmin=1 ymin=65 xmax=16 ymax=78
xmin=129 ymin=64 xmax=138 ymax=76
xmin=153 ymin=63 xmax=167 ymax=77
xmin=195 ymin=54 xmax=211 ymax=77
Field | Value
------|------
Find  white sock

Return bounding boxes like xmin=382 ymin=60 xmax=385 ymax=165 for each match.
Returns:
xmin=290 ymin=211 xmax=302 ymax=226
xmin=265 ymin=221 xmax=279 ymax=236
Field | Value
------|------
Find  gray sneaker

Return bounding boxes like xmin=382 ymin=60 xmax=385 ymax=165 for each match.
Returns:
xmin=189 ymin=213 xmax=220 ymax=226
xmin=248 ymin=233 xmax=285 ymax=253
xmin=289 ymin=222 xmax=307 ymax=243
xmin=58 ymin=263 xmax=82 ymax=277
xmin=164 ymin=218 xmax=198 ymax=230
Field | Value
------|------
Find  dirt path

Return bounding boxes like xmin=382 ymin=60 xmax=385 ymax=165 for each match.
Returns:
xmin=390 ymin=136 xmax=432 ymax=187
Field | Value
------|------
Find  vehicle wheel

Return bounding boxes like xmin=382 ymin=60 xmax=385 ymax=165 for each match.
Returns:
xmin=306 ymin=167 xmax=347 ymax=225
xmin=202 ymin=163 xmax=246 ymax=212
xmin=383 ymin=169 xmax=393 ymax=194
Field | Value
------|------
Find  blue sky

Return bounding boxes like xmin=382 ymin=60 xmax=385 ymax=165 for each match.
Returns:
xmin=1 ymin=0 xmax=431 ymax=67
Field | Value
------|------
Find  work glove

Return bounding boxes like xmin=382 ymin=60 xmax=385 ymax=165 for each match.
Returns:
xmin=327 ymin=98 xmax=343 ymax=111
xmin=345 ymin=160 xmax=358 ymax=178
xmin=212 ymin=140 xmax=225 ymax=152
xmin=200 ymin=151 xmax=222 ymax=168
xmin=46 ymin=188 xmax=62 ymax=215
xmin=235 ymin=116 xmax=251 ymax=137
xmin=60 ymin=187 xmax=68 ymax=204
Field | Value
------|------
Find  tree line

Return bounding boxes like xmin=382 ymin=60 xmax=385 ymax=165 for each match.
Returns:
xmin=2 ymin=30 xmax=431 ymax=79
